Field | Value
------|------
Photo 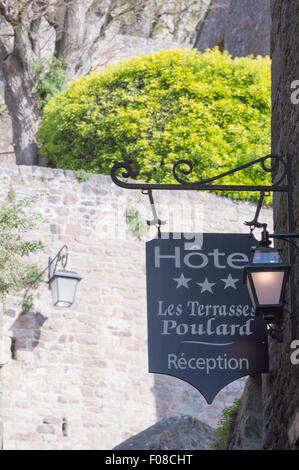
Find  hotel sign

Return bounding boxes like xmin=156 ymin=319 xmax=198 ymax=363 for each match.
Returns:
xmin=146 ymin=233 xmax=269 ymax=404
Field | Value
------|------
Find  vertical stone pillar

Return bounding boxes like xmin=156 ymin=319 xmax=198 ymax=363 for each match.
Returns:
xmin=231 ymin=1 xmax=299 ymax=450
xmin=0 ymin=304 xmax=3 ymax=450
xmin=229 ymin=376 xmax=263 ymax=449
xmin=262 ymin=0 xmax=299 ymax=450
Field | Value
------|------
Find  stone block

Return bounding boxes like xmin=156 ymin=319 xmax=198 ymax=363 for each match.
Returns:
xmin=63 ymin=193 xmax=78 ymax=205
xmin=113 ymin=416 xmax=215 ymax=450
xmin=36 ymin=424 xmax=55 ymax=434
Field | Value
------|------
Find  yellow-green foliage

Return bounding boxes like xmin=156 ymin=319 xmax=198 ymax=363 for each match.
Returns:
xmin=38 ymin=48 xmax=271 ymax=202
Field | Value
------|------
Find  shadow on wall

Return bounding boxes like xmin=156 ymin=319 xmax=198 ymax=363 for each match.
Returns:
xmin=151 ymin=375 xmax=206 ymax=420
xmin=9 ymin=312 xmax=47 ymax=356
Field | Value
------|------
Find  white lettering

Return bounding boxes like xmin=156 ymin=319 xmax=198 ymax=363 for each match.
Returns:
xmin=184 ymin=251 xmax=208 ymax=268
xmin=154 ymin=246 xmax=181 ymax=268
xmin=290 ymin=340 xmax=299 ymax=365
xmin=227 ymin=252 xmax=248 ymax=269
xmin=208 ymin=249 xmax=226 ymax=268
xmin=168 ymin=353 xmax=250 ymax=374
xmin=154 ymin=247 xmax=249 ymax=269
xmin=161 ymin=318 xmax=254 ymax=336
xmin=291 ymin=80 xmax=299 ymax=105
xmin=157 ymin=301 xmax=182 ymax=316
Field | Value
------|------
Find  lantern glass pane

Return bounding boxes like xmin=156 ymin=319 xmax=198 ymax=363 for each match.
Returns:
xmin=246 ymin=276 xmax=256 ymax=308
xmin=59 ymin=277 xmax=78 ymax=307
xmin=252 ymin=250 xmax=281 ymax=264
xmin=251 ymin=270 xmax=284 ymax=305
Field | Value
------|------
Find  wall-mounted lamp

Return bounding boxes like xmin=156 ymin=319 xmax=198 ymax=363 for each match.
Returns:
xmin=243 ymin=222 xmax=299 ymax=341
xmin=48 ymin=245 xmax=81 ymax=307
xmin=243 ymin=246 xmax=291 ymax=324
xmin=111 ymin=154 xmax=298 ymax=341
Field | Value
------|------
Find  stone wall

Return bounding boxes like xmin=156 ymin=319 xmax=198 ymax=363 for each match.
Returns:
xmin=91 ymin=35 xmax=189 ymax=74
xmin=195 ymin=0 xmax=271 ymax=57
xmin=0 ymin=163 xmax=273 ymax=450
xmin=263 ymin=0 xmax=299 ymax=450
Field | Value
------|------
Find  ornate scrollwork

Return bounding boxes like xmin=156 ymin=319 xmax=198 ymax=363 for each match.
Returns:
xmin=172 ymin=160 xmax=194 ymax=184
xmin=111 ymin=154 xmax=289 ymax=192
xmin=58 ymin=245 xmax=68 ymax=269
xmin=48 ymin=244 xmax=69 ymax=282
xmin=110 ymin=162 xmax=137 ymax=189
xmin=172 ymin=154 xmax=288 ymax=188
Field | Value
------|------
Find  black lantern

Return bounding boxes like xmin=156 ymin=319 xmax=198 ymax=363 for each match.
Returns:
xmin=48 ymin=246 xmax=81 ymax=308
xmin=243 ymin=246 xmax=291 ymax=324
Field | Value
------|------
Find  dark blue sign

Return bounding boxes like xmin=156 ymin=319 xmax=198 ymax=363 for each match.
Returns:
xmin=146 ymin=233 xmax=269 ymax=404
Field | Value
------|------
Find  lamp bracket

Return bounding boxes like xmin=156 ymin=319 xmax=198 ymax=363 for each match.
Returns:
xmin=269 ymin=232 xmax=299 ymax=240
xmin=48 ymin=245 xmax=69 ymax=284
xmin=259 ymin=231 xmax=299 ymax=250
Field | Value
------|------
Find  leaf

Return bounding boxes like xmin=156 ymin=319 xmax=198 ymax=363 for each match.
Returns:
xmin=38 ymin=48 xmax=271 ymax=204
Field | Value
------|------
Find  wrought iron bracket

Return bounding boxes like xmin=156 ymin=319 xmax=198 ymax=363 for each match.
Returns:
xmin=23 ymin=245 xmax=70 ymax=293
xmin=141 ymin=189 xmax=166 ymax=227
xmin=48 ymin=245 xmax=68 ymax=289
xmin=111 ymin=154 xmax=288 ymax=192
xmin=111 ymin=153 xmax=296 ymax=339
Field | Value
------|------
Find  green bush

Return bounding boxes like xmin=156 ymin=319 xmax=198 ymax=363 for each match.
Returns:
xmin=38 ymin=48 xmax=271 ymax=202
xmin=0 ymin=192 xmax=44 ymax=300
xmin=211 ymin=398 xmax=241 ymax=450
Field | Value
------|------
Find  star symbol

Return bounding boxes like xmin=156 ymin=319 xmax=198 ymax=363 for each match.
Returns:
xmin=173 ymin=273 xmax=192 ymax=289
xmin=221 ymin=273 xmax=240 ymax=289
xmin=197 ymin=277 xmax=216 ymax=293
